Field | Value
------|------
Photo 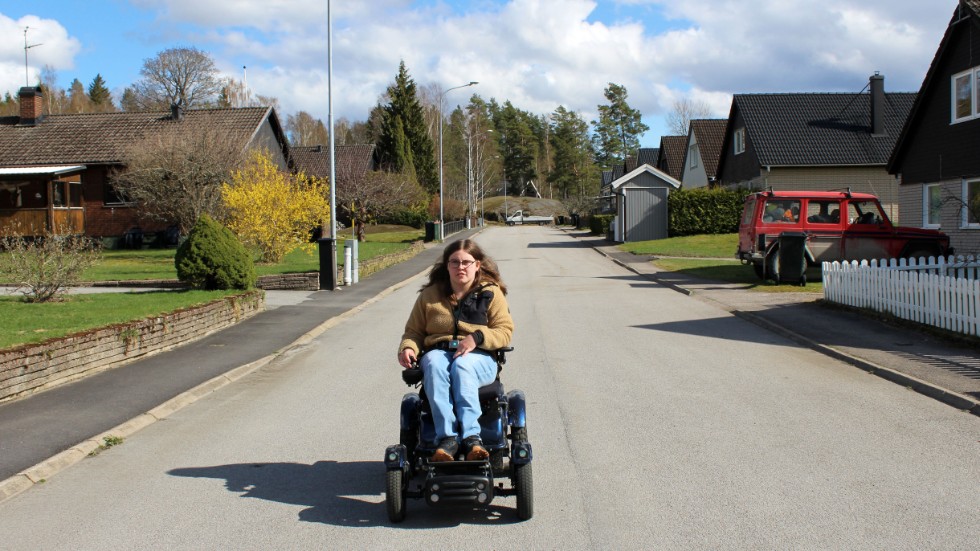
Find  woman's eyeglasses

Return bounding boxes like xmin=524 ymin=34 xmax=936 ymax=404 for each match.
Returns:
xmin=448 ymin=259 xmax=477 ymax=269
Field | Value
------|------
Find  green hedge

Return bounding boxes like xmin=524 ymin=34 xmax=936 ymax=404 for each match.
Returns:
xmin=589 ymin=214 xmax=614 ymax=236
xmin=668 ymin=188 xmax=748 ymax=237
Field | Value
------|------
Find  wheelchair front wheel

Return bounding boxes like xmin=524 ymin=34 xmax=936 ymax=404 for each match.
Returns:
xmin=386 ymin=469 xmax=407 ymax=522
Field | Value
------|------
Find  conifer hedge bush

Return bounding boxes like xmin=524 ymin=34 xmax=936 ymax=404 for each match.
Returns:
xmin=175 ymin=214 xmax=256 ymax=290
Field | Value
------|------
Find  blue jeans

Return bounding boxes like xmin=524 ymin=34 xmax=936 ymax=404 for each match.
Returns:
xmin=421 ymin=349 xmax=498 ymax=442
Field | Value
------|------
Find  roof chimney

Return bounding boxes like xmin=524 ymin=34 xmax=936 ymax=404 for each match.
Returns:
xmin=18 ymin=86 xmax=43 ymax=126
xmin=870 ymin=72 xmax=885 ymax=136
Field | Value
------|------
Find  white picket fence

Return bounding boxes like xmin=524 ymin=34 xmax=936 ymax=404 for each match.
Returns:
xmin=822 ymin=255 xmax=980 ymax=337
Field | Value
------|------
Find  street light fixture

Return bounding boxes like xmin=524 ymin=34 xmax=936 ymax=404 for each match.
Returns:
xmin=439 ymin=81 xmax=478 ymax=240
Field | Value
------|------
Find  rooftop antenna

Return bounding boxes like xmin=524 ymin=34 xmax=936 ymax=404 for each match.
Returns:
xmin=24 ymin=27 xmax=42 ymax=86
xmin=242 ymin=65 xmax=249 ymax=107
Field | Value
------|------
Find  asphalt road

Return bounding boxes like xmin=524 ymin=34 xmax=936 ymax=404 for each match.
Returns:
xmin=0 ymin=226 xmax=977 ymax=549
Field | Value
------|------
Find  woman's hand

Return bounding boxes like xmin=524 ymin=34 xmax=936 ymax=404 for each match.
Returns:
xmin=398 ymin=348 xmax=417 ymax=369
xmin=453 ymin=335 xmax=478 ymax=358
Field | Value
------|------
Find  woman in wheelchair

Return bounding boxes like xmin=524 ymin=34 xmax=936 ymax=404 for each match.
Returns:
xmin=397 ymin=239 xmax=514 ymax=463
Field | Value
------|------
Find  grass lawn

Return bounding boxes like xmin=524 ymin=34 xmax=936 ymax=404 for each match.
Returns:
xmin=0 ymin=290 xmax=244 ymax=350
xmin=54 ymin=225 xmax=424 ymax=282
xmin=619 ymin=233 xmax=738 ymax=258
xmin=0 ymin=225 xmax=425 ymax=351
xmin=620 ymin=233 xmax=823 ymax=293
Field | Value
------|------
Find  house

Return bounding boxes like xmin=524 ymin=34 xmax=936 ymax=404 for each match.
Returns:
xmin=716 ymin=74 xmax=916 ymax=218
xmin=0 ymin=86 xmax=290 ymax=241
xmin=608 ymin=164 xmax=681 ymax=242
xmin=598 ymin=148 xmax=660 ymax=216
xmin=290 ymin=144 xmax=377 ymax=181
xmin=680 ymin=119 xmax=727 ymax=189
xmin=888 ymin=0 xmax=980 ymax=255
xmin=656 ymin=135 xmax=686 ymax=182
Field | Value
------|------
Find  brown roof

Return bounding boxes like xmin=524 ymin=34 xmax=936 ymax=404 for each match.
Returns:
xmin=689 ymin=119 xmax=727 ymax=179
xmin=657 ymin=135 xmax=687 ymax=181
xmin=291 ymin=144 xmax=376 ymax=180
xmin=0 ymin=107 xmax=278 ymax=167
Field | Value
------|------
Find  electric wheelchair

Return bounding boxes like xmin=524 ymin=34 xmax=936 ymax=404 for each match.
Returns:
xmin=384 ymin=347 xmax=533 ymax=522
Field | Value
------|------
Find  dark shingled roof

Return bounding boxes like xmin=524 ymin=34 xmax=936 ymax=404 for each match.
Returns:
xmin=637 ymin=147 xmax=659 ymax=167
xmin=688 ymin=119 xmax=727 ymax=179
xmin=657 ymin=135 xmax=687 ymax=181
xmin=291 ymin=144 xmax=376 ymax=179
xmin=0 ymin=107 xmax=277 ymax=167
xmin=733 ymin=91 xmax=916 ymax=167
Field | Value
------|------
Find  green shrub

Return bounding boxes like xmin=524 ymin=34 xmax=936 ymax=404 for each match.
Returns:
xmin=175 ymin=214 xmax=256 ymax=290
xmin=589 ymin=214 xmax=614 ymax=235
xmin=382 ymin=206 xmax=428 ymax=228
xmin=668 ymin=188 xmax=747 ymax=237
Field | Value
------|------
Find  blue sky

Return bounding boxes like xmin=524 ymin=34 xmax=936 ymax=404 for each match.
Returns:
xmin=0 ymin=1 xmax=956 ymax=146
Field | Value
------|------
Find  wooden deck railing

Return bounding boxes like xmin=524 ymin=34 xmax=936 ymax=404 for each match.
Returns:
xmin=0 ymin=208 xmax=84 ymax=235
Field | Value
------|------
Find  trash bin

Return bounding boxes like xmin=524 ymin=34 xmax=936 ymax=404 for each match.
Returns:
xmin=774 ymin=231 xmax=808 ymax=286
xmin=424 ymin=221 xmax=441 ymax=242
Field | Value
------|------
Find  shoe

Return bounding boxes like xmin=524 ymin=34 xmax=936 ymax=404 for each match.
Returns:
xmin=463 ymin=436 xmax=489 ymax=461
xmin=430 ymin=437 xmax=459 ymax=462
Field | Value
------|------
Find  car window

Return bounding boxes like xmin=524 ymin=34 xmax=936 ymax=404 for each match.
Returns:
xmin=847 ymin=200 xmax=884 ymax=225
xmin=806 ymin=200 xmax=841 ymax=224
xmin=762 ymin=199 xmax=801 ymax=223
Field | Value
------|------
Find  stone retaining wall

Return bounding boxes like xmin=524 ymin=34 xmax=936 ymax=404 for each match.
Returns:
xmin=0 ymin=291 xmax=264 ymax=404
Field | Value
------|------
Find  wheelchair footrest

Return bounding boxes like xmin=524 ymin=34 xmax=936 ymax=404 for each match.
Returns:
xmin=425 ymin=473 xmax=494 ymax=507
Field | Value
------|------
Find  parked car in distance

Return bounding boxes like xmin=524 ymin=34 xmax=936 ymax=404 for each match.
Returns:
xmin=737 ymin=190 xmax=953 ymax=281
xmin=506 ymin=210 xmax=554 ymax=226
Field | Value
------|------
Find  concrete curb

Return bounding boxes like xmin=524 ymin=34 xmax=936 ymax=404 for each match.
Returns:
xmin=589 ymin=239 xmax=980 ymax=418
xmin=0 ymin=261 xmax=431 ymax=504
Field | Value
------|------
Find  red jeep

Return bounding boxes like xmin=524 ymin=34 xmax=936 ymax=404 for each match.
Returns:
xmin=737 ymin=190 xmax=953 ymax=282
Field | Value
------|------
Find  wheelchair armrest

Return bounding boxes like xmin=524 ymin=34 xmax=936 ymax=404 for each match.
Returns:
xmin=494 ymin=346 xmax=514 ymax=365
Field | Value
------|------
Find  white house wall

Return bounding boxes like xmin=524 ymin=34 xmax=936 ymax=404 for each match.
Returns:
xmin=681 ymin=131 xmax=709 ymax=189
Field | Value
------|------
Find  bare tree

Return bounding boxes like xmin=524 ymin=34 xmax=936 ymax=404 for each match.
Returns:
xmin=666 ymin=98 xmax=713 ymax=136
xmin=286 ymin=111 xmax=329 ymax=146
xmin=336 ymin=167 xmax=427 ymax=229
xmin=110 ymin=116 xmax=249 ymax=234
xmin=131 ymin=47 xmax=223 ymax=110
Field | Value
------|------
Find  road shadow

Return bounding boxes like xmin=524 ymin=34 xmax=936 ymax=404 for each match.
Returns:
xmin=168 ymin=460 xmax=524 ymax=528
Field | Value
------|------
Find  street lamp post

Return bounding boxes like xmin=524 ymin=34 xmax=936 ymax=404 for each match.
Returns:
xmin=439 ymin=81 xmax=477 ymax=240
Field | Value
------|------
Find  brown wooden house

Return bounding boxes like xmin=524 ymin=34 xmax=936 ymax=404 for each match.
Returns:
xmin=0 ymin=86 xmax=289 ymax=241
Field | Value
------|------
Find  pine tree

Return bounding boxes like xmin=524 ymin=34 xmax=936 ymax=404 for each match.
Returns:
xmin=549 ymin=106 xmax=597 ymax=198
xmin=88 ymin=74 xmax=114 ymax=111
xmin=591 ymin=83 xmax=649 ymax=170
xmin=376 ymin=62 xmax=437 ymax=193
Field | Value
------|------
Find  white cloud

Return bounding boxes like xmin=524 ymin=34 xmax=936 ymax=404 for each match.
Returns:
xmin=0 ymin=0 xmax=956 ymax=145
xmin=0 ymin=14 xmax=81 ymax=91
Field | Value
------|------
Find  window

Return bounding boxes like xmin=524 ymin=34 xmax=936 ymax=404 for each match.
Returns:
xmin=962 ymin=179 xmax=980 ymax=227
xmin=847 ymin=200 xmax=884 ymax=226
xmin=689 ymin=144 xmax=699 ymax=168
xmin=924 ymin=184 xmax=941 ymax=227
xmin=762 ymin=199 xmax=800 ymax=223
xmin=734 ymin=128 xmax=745 ymax=154
xmin=806 ymin=200 xmax=841 ymax=224
xmin=951 ymin=68 xmax=980 ymax=123
xmin=103 ymin=182 xmax=131 ymax=205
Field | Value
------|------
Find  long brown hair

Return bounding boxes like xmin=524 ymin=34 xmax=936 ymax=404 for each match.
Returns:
xmin=422 ymin=239 xmax=507 ymax=296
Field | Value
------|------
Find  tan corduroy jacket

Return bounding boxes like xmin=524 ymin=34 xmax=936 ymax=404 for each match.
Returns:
xmin=398 ymin=282 xmax=514 ymax=356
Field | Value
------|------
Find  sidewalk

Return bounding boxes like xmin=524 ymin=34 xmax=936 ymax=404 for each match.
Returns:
xmin=2 ymin=227 xmax=978 ymax=502
xmin=569 ymin=231 xmax=980 ymax=417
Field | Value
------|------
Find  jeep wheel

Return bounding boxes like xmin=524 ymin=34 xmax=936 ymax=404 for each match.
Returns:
xmin=766 ymin=249 xmax=781 ymax=284
xmin=752 ymin=262 xmax=765 ymax=280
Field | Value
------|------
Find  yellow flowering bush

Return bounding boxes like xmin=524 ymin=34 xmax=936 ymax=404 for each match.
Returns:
xmin=221 ymin=151 xmax=331 ymax=263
